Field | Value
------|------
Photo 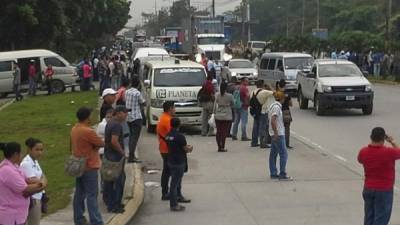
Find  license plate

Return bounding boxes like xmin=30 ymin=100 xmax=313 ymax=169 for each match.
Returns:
xmin=346 ymin=96 xmax=355 ymax=101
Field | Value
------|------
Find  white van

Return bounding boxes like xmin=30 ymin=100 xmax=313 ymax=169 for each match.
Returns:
xmin=247 ymin=41 xmax=267 ymax=54
xmin=258 ymin=52 xmax=313 ymax=96
xmin=0 ymin=49 xmax=77 ymax=97
xmin=143 ymin=59 xmax=207 ymax=132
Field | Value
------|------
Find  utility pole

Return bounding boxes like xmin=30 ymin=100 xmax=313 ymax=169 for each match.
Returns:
xmin=301 ymin=0 xmax=305 ymax=35
xmin=247 ymin=1 xmax=251 ymax=42
xmin=286 ymin=15 xmax=289 ymax=38
xmin=155 ymin=0 xmax=157 ymax=17
xmin=316 ymin=0 xmax=320 ymax=30
xmin=212 ymin=0 xmax=216 ymax=18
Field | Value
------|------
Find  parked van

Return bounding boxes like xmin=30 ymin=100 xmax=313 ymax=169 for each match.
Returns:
xmin=258 ymin=52 xmax=313 ymax=96
xmin=143 ymin=59 xmax=207 ymax=132
xmin=247 ymin=41 xmax=267 ymax=54
xmin=0 ymin=49 xmax=76 ymax=97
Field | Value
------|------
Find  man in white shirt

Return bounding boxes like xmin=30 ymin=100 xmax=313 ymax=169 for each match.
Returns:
xmin=268 ymin=91 xmax=292 ymax=181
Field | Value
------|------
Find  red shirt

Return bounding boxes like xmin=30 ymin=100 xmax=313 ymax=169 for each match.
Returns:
xmin=358 ymin=145 xmax=400 ymax=191
xmin=83 ymin=64 xmax=92 ymax=79
xmin=240 ymin=84 xmax=249 ymax=109
xmin=45 ymin=68 xmax=54 ymax=78
xmin=28 ymin=65 xmax=36 ymax=77
xmin=203 ymin=80 xmax=214 ymax=95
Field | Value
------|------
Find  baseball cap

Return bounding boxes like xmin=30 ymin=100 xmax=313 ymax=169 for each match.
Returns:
xmin=102 ymin=88 xmax=117 ymax=98
xmin=114 ymin=105 xmax=131 ymax=113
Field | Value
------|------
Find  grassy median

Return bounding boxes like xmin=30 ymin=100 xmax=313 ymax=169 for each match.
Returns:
xmin=0 ymin=91 xmax=99 ymax=215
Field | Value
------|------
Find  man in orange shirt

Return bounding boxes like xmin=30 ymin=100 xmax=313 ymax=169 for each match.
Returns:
xmin=156 ymin=101 xmax=176 ymax=200
xmin=71 ymin=107 xmax=105 ymax=225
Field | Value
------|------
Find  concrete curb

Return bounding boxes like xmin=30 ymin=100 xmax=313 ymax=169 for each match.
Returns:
xmin=107 ymin=163 xmax=144 ymax=225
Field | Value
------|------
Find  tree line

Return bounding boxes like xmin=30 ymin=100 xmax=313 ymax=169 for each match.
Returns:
xmin=0 ymin=0 xmax=131 ymax=61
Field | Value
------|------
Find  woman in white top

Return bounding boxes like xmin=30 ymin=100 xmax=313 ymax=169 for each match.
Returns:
xmin=20 ymin=138 xmax=47 ymax=225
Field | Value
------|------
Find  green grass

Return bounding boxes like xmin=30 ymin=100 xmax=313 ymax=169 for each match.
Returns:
xmin=367 ymin=75 xmax=400 ymax=85
xmin=0 ymin=91 xmax=99 ymax=215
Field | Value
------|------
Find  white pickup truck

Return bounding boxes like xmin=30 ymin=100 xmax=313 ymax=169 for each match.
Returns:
xmin=297 ymin=59 xmax=374 ymax=115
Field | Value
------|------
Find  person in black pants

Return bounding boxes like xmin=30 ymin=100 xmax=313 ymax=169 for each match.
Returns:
xmin=165 ymin=118 xmax=193 ymax=212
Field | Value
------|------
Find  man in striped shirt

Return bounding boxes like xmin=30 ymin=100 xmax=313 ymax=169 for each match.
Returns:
xmin=125 ymin=77 xmax=145 ymax=163
xmin=268 ymin=91 xmax=292 ymax=181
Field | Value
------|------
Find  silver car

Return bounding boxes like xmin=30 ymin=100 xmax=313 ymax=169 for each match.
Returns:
xmin=222 ymin=59 xmax=258 ymax=82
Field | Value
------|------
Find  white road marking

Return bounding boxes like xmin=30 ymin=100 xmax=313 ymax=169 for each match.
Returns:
xmin=334 ymin=155 xmax=348 ymax=162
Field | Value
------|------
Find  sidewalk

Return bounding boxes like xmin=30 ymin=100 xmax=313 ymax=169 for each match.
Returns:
xmin=131 ymin=130 xmax=400 ymax=225
xmin=41 ymin=162 xmax=143 ymax=225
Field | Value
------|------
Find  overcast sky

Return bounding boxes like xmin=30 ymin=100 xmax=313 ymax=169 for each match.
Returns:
xmin=127 ymin=0 xmax=242 ymax=27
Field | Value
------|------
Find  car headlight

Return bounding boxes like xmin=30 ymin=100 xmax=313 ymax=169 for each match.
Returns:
xmin=151 ymin=99 xmax=165 ymax=108
xmin=231 ymin=72 xmax=237 ymax=77
xmin=322 ymin=85 xmax=332 ymax=93
xmin=365 ymin=85 xmax=372 ymax=92
xmin=254 ymin=71 xmax=258 ymax=76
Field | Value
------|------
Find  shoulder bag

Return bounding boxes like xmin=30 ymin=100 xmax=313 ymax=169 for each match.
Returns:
xmin=64 ymin=136 xmax=87 ymax=177
xmin=100 ymin=156 xmax=125 ymax=182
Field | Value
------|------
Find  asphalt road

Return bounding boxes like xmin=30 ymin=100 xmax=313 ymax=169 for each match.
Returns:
xmin=290 ymin=83 xmax=400 ymax=176
xmin=129 ymin=83 xmax=400 ymax=225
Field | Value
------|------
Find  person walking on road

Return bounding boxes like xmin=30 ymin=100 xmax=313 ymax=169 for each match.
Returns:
xmin=125 ymin=76 xmax=145 ymax=163
xmin=28 ymin=60 xmax=37 ymax=96
xmin=20 ymin=138 xmax=48 ymax=225
xmin=157 ymin=101 xmax=176 ymax=200
xmin=103 ymin=105 xmax=129 ymax=214
xmin=166 ymin=118 xmax=193 ymax=212
xmin=268 ymin=91 xmax=292 ymax=181
xmin=71 ymin=107 xmax=105 ymax=225
xmin=13 ymin=61 xmax=23 ymax=101
xmin=358 ymin=127 xmax=400 ymax=225
xmin=251 ymin=80 xmax=274 ymax=149
xmin=44 ymin=64 xmax=54 ymax=95
xmin=232 ymin=77 xmax=250 ymax=141
xmin=199 ymin=74 xmax=215 ymax=136
xmin=214 ymin=81 xmax=233 ymax=152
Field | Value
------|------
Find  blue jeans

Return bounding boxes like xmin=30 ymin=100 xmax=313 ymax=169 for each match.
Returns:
xmin=111 ymin=76 xmax=121 ymax=90
xmin=28 ymin=76 xmax=36 ymax=96
xmin=251 ymin=113 xmax=267 ymax=147
xmin=373 ymin=63 xmax=381 ymax=78
xmin=269 ymin=135 xmax=288 ymax=177
xmin=73 ymin=170 xmax=103 ymax=225
xmin=169 ymin=163 xmax=185 ymax=208
xmin=232 ymin=108 xmax=248 ymax=138
xmin=363 ymin=188 xmax=393 ymax=225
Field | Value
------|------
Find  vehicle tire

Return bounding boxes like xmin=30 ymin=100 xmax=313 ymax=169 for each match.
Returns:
xmin=0 ymin=93 xmax=8 ymax=98
xmin=298 ymin=89 xmax=308 ymax=109
xmin=51 ymin=80 xmax=65 ymax=94
xmin=314 ymin=93 xmax=325 ymax=116
xmin=362 ymin=104 xmax=373 ymax=115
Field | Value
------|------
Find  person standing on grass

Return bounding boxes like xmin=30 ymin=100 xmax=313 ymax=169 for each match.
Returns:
xmin=214 ymin=81 xmax=233 ymax=152
xmin=20 ymin=138 xmax=48 ymax=225
xmin=232 ymin=77 xmax=250 ymax=141
xmin=358 ymin=127 xmax=400 ymax=225
xmin=71 ymin=107 xmax=105 ymax=225
xmin=103 ymin=105 xmax=129 ymax=214
xmin=0 ymin=142 xmax=46 ymax=225
xmin=157 ymin=101 xmax=176 ymax=200
xmin=268 ymin=91 xmax=292 ymax=181
xmin=125 ymin=76 xmax=145 ymax=163
xmin=28 ymin=60 xmax=37 ymax=96
xmin=13 ymin=61 xmax=23 ymax=101
xmin=166 ymin=118 xmax=193 ymax=212
xmin=82 ymin=60 xmax=92 ymax=91
xmin=44 ymin=64 xmax=54 ymax=95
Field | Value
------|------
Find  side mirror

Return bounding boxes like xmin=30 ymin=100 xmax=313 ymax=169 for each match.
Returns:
xmin=306 ymin=73 xmax=316 ymax=79
xmin=144 ymin=80 xmax=151 ymax=88
xmin=362 ymin=70 xmax=369 ymax=77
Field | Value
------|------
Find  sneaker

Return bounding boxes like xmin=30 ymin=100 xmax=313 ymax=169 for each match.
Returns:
xmin=232 ymin=136 xmax=238 ymax=141
xmin=218 ymin=149 xmax=227 ymax=152
xmin=178 ymin=197 xmax=191 ymax=203
xmin=241 ymin=137 xmax=251 ymax=141
xmin=270 ymin=175 xmax=279 ymax=179
xmin=287 ymin=146 xmax=294 ymax=150
xmin=251 ymin=144 xmax=260 ymax=147
xmin=279 ymin=176 xmax=293 ymax=181
xmin=260 ymin=144 xmax=271 ymax=149
xmin=111 ymin=207 xmax=125 ymax=214
xmin=128 ymin=158 xmax=142 ymax=163
xmin=170 ymin=205 xmax=186 ymax=212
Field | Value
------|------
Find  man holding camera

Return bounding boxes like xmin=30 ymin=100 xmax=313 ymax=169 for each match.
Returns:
xmin=358 ymin=127 xmax=400 ymax=225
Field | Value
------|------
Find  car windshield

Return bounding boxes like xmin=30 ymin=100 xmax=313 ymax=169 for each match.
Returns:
xmin=198 ymin=37 xmax=225 ymax=45
xmin=253 ymin=43 xmax=266 ymax=49
xmin=284 ymin=57 xmax=313 ymax=70
xmin=229 ymin=61 xmax=254 ymax=69
xmin=154 ymin=68 xmax=206 ymax=87
xmin=319 ymin=64 xmax=363 ymax=77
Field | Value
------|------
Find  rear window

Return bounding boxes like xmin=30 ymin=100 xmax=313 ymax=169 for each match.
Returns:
xmin=0 ymin=61 xmax=12 ymax=72
xmin=154 ymin=68 xmax=206 ymax=87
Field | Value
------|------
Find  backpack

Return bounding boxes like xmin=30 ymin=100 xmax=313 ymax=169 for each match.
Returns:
xmin=232 ymin=88 xmax=242 ymax=109
xmin=249 ymin=89 xmax=263 ymax=117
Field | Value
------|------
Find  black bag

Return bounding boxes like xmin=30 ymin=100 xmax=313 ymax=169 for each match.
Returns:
xmin=198 ymin=87 xmax=211 ymax=103
xmin=249 ymin=89 xmax=263 ymax=117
